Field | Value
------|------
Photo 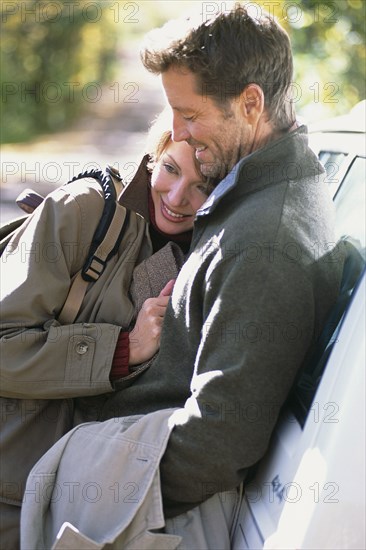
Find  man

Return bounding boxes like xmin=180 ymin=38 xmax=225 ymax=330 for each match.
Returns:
xmin=19 ymin=4 xmax=345 ymax=548
xmin=97 ymin=2 xmax=344 ymax=542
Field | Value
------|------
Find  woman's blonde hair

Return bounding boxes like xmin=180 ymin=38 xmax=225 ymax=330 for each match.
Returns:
xmin=146 ymin=107 xmax=205 ymax=180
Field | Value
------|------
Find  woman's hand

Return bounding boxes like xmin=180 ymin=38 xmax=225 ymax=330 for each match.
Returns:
xmin=128 ymin=279 xmax=175 ymax=365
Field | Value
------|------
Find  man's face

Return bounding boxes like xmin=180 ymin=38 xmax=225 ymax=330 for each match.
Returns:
xmin=161 ymin=67 xmax=254 ymax=180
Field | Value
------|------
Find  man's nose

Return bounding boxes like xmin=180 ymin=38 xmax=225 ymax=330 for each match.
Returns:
xmin=172 ymin=115 xmax=190 ymax=142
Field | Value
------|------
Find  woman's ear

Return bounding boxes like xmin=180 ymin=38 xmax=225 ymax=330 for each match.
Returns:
xmin=240 ymin=84 xmax=265 ymax=123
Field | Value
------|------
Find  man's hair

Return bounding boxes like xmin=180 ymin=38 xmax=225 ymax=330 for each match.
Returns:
xmin=141 ymin=3 xmax=295 ymax=131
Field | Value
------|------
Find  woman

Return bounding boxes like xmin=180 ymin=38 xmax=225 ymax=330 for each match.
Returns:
xmin=0 ymin=111 xmax=213 ymax=548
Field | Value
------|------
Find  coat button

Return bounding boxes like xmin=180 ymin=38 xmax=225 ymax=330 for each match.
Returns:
xmin=76 ymin=342 xmax=89 ymax=355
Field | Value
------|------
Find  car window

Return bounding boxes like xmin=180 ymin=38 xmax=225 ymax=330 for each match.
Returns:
xmin=317 ymin=150 xmax=349 ymax=197
xmin=333 ymin=156 xmax=366 ymax=259
xmin=288 ymin=155 xmax=365 ymax=427
xmin=319 ymin=151 xmax=348 ymax=184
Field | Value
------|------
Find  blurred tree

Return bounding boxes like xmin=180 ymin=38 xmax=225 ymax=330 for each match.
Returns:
xmin=1 ymin=0 xmax=365 ymax=144
xmin=255 ymin=0 xmax=365 ymax=120
xmin=0 ymin=0 xmax=121 ymax=143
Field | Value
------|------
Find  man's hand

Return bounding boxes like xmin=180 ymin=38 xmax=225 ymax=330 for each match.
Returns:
xmin=128 ymin=279 xmax=175 ymax=365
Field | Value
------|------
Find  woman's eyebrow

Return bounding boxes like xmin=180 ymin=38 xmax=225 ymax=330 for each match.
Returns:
xmin=164 ymin=153 xmax=180 ymax=170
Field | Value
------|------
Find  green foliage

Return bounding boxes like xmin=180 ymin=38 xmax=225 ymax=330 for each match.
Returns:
xmin=0 ymin=0 xmax=120 ymax=143
xmin=256 ymin=0 xmax=365 ymax=120
xmin=1 ymin=0 xmax=365 ymax=144
xmin=295 ymin=0 xmax=365 ymax=120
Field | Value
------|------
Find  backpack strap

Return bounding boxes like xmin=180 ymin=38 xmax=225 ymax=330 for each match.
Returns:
xmin=0 ymin=215 xmax=29 ymax=256
xmin=58 ymin=168 xmax=130 ymax=324
xmin=1 ymin=167 xmax=128 ymax=325
xmin=57 ymin=272 xmax=89 ymax=325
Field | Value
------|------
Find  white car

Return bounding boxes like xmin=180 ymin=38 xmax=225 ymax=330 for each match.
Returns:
xmin=232 ymin=102 xmax=366 ymax=550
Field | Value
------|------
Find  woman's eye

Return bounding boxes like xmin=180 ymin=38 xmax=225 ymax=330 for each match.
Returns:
xmin=163 ymin=163 xmax=176 ymax=174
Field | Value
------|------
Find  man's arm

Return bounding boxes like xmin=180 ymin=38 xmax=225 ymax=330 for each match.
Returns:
xmin=160 ymin=252 xmax=315 ymax=517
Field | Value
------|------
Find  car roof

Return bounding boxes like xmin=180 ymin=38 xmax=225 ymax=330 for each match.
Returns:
xmin=307 ymin=101 xmax=366 ymax=159
xmin=308 ymin=100 xmax=366 ymax=134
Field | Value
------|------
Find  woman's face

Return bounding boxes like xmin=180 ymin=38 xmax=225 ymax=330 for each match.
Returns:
xmin=150 ymin=140 xmax=211 ymax=235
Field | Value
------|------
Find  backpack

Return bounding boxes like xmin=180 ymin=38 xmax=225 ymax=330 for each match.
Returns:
xmin=0 ymin=166 xmax=129 ymax=324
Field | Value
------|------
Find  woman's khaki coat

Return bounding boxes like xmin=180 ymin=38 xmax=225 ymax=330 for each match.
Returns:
xmin=0 ymin=157 xmax=183 ymax=548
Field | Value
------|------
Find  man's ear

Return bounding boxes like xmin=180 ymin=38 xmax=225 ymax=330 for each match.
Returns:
xmin=240 ymin=84 xmax=264 ymax=123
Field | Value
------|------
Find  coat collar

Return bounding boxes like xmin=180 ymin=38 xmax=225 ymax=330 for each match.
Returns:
xmin=118 ymin=154 xmax=151 ymax=220
xmin=198 ymin=125 xmax=324 ymax=217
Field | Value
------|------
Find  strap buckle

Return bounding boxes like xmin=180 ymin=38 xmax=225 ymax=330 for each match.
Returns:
xmin=82 ymin=255 xmax=107 ymax=282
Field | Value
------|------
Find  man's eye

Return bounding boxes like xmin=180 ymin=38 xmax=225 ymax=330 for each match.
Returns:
xmin=182 ymin=115 xmax=194 ymax=121
xmin=197 ymin=184 xmax=212 ymax=196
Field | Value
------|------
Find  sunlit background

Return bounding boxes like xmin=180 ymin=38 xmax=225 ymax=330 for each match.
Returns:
xmin=0 ymin=0 xmax=365 ymax=218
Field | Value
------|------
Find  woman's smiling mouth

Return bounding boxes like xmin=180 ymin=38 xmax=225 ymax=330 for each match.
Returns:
xmin=161 ymin=199 xmax=190 ymax=222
